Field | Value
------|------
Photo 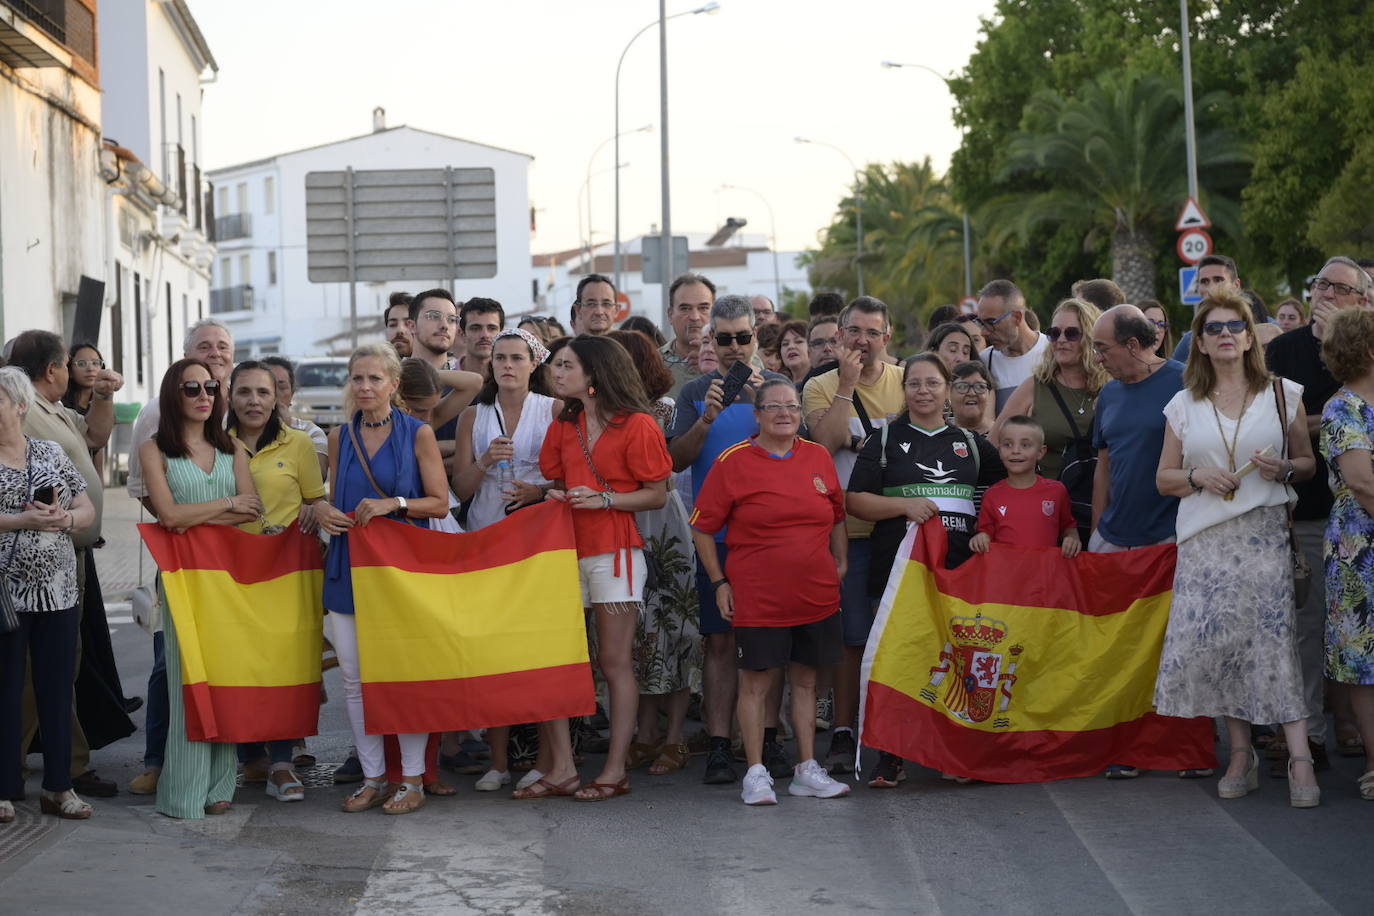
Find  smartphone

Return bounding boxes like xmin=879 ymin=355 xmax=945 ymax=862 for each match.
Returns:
xmin=719 ymin=360 xmax=753 ymax=410
xmin=34 ymin=485 xmax=55 ymax=505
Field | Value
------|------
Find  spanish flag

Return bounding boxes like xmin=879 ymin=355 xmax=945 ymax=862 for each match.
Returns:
xmin=139 ymin=523 xmax=324 ymax=742
xmin=347 ymin=501 xmax=595 ymax=735
xmin=859 ymin=520 xmax=1215 ymax=782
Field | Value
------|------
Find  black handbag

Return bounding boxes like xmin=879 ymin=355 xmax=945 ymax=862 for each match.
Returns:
xmin=574 ymin=419 xmax=661 ymax=595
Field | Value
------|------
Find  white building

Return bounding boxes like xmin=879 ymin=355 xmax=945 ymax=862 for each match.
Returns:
xmin=98 ymin=0 xmax=218 ymax=403
xmin=0 ymin=1 xmax=104 ymax=343
xmin=532 ymin=232 xmax=811 ymax=333
xmin=206 ymin=117 xmax=533 ymax=359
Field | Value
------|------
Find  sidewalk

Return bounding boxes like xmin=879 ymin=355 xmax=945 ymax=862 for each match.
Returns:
xmin=93 ymin=484 xmax=155 ymax=601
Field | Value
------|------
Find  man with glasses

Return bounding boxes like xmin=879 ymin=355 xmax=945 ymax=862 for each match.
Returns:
xmin=750 ymin=295 xmax=779 ymax=326
xmin=383 ymin=291 xmax=414 ymax=358
xmin=976 ymin=279 xmax=1049 ymax=413
xmin=801 ymin=296 xmax=905 ymax=773
xmin=408 ymin=289 xmax=461 ymax=372
xmin=570 ymin=274 xmax=618 ymax=337
xmin=668 ymin=294 xmax=790 ymax=787
xmin=662 ymin=273 xmax=716 ymax=398
xmin=1265 ymin=255 xmax=1373 ymax=776
xmin=1172 ymin=254 xmax=1243 ymax=362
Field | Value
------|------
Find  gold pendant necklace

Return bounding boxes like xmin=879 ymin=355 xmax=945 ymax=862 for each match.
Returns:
xmin=1209 ymin=391 xmax=1250 ymax=501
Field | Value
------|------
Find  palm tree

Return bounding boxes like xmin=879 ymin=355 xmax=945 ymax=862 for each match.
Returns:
xmin=985 ymin=69 xmax=1247 ymax=301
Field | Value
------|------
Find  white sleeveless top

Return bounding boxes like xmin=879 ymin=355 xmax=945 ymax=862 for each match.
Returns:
xmin=466 ymin=393 xmax=556 ymax=531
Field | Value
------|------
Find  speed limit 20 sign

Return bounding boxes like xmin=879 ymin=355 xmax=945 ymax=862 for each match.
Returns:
xmin=1176 ymin=229 xmax=1213 ymax=265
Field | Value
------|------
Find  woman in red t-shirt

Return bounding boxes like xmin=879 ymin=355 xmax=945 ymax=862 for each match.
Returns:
xmin=526 ymin=335 xmax=672 ymax=802
xmin=690 ymin=379 xmax=851 ymax=806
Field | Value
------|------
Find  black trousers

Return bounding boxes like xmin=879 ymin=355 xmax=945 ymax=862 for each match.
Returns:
xmin=2 ymin=606 xmax=79 ymax=798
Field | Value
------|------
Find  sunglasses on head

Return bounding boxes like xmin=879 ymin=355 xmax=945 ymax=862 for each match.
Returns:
xmin=1202 ymin=319 xmax=1247 ymax=336
xmin=714 ymin=331 xmax=754 ymax=347
xmin=1045 ymin=326 xmax=1083 ymax=342
xmin=181 ymin=380 xmax=221 ymax=398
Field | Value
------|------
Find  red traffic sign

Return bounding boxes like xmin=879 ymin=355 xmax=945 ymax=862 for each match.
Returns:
xmin=614 ymin=290 xmax=632 ymax=323
xmin=1177 ymin=228 xmax=1213 ymax=264
xmin=1175 ymin=197 xmax=1211 ymax=231
xmin=959 ymin=296 xmax=978 ymax=314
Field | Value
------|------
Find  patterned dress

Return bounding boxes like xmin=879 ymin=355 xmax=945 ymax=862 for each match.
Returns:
xmin=156 ymin=449 xmax=240 ymax=819
xmin=1321 ymin=388 xmax=1374 ymax=685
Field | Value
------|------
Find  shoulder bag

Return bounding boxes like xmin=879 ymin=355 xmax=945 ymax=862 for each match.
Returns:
xmin=345 ymin=418 xmax=416 ymax=526
xmin=0 ymin=440 xmax=36 ymax=634
xmin=1272 ymin=379 xmax=1311 ymax=609
xmin=574 ymin=417 xmax=660 ymax=594
xmin=1046 ymin=382 xmax=1097 ymax=534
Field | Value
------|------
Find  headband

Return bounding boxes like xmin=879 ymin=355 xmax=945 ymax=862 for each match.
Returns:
xmin=495 ymin=327 xmax=550 ymax=365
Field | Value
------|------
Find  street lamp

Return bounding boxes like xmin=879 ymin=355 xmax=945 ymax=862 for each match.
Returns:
xmin=613 ymin=2 xmax=721 ymax=294
xmin=795 ymin=136 xmax=865 ymax=297
xmin=720 ymin=183 xmax=781 ymax=308
xmin=585 ymin=125 xmax=651 ymax=269
xmin=880 ymin=59 xmax=974 ymax=298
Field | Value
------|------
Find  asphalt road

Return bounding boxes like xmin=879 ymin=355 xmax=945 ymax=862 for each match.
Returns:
xmin=3 ymin=488 xmax=1372 ymax=915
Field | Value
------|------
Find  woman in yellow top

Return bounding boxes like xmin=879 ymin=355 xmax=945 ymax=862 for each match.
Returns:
xmin=226 ymin=360 xmax=327 ymax=802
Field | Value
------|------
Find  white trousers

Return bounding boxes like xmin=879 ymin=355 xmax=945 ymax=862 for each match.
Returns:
xmin=327 ymin=612 xmax=428 ymax=779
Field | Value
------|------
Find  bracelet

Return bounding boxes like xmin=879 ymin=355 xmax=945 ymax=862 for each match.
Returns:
xmin=701 ymin=414 xmax=714 ymax=426
xmin=600 ymin=491 xmax=614 ymax=510
xmin=711 ymin=578 xmax=729 ymax=590
xmin=833 ymin=394 xmax=854 ymax=403
xmin=94 ymin=391 xmax=113 ymax=401
xmin=224 ymin=497 xmax=234 ymax=511
xmin=1186 ymin=467 xmax=1201 ymax=491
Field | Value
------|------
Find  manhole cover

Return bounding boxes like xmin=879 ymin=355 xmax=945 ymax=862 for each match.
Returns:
xmin=236 ymin=762 xmax=343 ymax=789
xmin=0 ymin=801 xmax=56 ymax=864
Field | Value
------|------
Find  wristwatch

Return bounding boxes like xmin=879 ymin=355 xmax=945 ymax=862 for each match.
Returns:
xmin=849 ymin=434 xmax=864 ymax=452
xmin=1282 ymin=462 xmax=1296 ymax=484
xmin=394 ymin=496 xmax=409 ymax=517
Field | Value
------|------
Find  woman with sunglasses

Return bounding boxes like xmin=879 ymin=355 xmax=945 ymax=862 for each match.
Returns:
xmin=847 ymin=354 xmax=1004 ymax=788
xmin=224 ymin=361 xmax=328 ymax=803
xmin=691 ymin=378 xmax=850 ymax=805
xmin=994 ymin=299 xmax=1107 ymax=540
xmin=1154 ymin=289 xmax=1319 ymax=807
xmin=139 ymin=359 xmax=263 ymax=818
xmin=1139 ymin=301 xmax=1174 ymax=360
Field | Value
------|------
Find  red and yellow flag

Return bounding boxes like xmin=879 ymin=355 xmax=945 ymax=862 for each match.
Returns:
xmin=139 ymin=523 xmax=324 ymax=743
xmin=347 ymin=501 xmax=595 ymax=735
xmin=860 ymin=520 xmax=1215 ymax=782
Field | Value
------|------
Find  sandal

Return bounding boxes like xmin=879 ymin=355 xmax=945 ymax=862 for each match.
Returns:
xmin=425 ymin=779 xmax=458 ymax=797
xmin=1336 ymin=733 xmax=1365 ymax=758
xmin=293 ymin=741 xmax=317 ymax=768
xmin=341 ymin=779 xmax=389 ymax=813
xmin=573 ymin=776 xmax=631 ymax=802
xmin=40 ymin=791 xmax=92 ymax=819
xmin=266 ymin=769 xmax=305 ymax=803
xmin=0 ymin=800 xmax=15 ymax=824
xmin=203 ymin=800 xmax=232 ymax=816
xmin=382 ymin=782 xmax=426 ymax=815
xmin=627 ymin=740 xmax=663 ymax=770
xmin=1358 ymin=770 xmax=1374 ymax=801
xmin=648 ymin=743 xmax=689 ymax=776
xmin=511 ymin=774 xmax=581 ymax=800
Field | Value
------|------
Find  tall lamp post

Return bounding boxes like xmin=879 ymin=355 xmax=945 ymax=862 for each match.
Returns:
xmin=613 ymin=2 xmax=720 ymax=294
xmin=795 ymin=136 xmax=864 ymax=297
xmin=880 ymin=60 xmax=974 ymax=298
xmin=584 ymin=125 xmax=651 ymax=268
xmin=720 ymin=183 xmax=781 ymax=308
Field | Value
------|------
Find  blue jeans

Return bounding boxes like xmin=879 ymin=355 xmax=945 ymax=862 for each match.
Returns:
xmin=238 ymin=740 xmax=295 ymax=765
xmin=143 ymin=631 xmax=168 ymax=768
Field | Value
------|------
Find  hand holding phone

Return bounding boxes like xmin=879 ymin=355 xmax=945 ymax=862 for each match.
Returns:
xmin=33 ymin=485 xmax=55 ymax=506
xmin=719 ymin=360 xmax=753 ymax=410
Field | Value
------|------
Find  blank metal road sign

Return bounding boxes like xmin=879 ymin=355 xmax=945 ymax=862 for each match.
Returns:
xmin=305 ymin=167 xmax=497 ymax=282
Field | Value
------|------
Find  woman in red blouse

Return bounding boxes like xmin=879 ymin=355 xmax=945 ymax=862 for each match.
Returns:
xmin=530 ymin=335 xmax=672 ymax=802
xmin=690 ymin=379 xmax=850 ymax=806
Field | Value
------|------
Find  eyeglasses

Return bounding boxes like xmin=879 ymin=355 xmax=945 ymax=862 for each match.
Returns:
xmin=808 ymin=335 xmax=840 ymax=349
xmin=1045 ymin=326 xmax=1083 ymax=342
xmin=1091 ymin=342 xmax=1121 ymax=356
xmin=181 ymin=380 xmax=221 ymax=398
xmin=714 ymin=331 xmax=754 ymax=346
xmin=977 ymin=312 xmax=1014 ymax=328
xmin=758 ymin=403 xmax=802 ymax=414
xmin=952 ymin=380 xmax=990 ymax=395
xmin=844 ymin=326 xmax=886 ymax=340
xmin=1202 ymin=319 xmax=1248 ymax=336
xmin=1309 ymin=276 xmax=1364 ymax=297
xmin=420 ymin=309 xmax=459 ymax=325
xmin=72 ymin=359 xmax=106 ymax=369
xmin=903 ymin=379 xmax=946 ymax=391
xmin=1149 ymin=319 xmax=1169 ymax=330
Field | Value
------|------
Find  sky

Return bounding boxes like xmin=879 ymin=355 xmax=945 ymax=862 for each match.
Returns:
xmin=190 ymin=0 xmax=1001 ymax=256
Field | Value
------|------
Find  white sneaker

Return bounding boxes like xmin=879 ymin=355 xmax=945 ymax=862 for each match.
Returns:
xmin=740 ymin=763 xmax=777 ymax=806
xmin=789 ymin=758 xmax=851 ymax=798
xmin=514 ymin=769 xmax=544 ymax=791
xmin=475 ymin=769 xmax=511 ymax=792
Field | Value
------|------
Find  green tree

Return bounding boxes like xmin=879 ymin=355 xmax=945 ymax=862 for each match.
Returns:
xmin=987 ymin=69 xmax=1247 ymax=301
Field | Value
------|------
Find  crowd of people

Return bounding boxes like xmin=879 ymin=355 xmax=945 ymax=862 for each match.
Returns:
xmin=2 ymin=252 xmax=1373 ymax=821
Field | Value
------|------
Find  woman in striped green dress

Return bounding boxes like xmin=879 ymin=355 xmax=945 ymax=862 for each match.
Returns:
xmin=139 ymin=359 xmax=261 ymax=818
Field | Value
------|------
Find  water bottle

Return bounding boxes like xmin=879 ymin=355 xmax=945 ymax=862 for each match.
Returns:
xmin=496 ymin=459 xmax=516 ymax=513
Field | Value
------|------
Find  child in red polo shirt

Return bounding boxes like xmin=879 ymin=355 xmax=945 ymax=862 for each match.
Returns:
xmin=970 ymin=416 xmax=1081 ymax=557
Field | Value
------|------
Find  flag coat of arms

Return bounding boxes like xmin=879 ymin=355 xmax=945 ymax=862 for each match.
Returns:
xmin=347 ymin=501 xmax=595 ymax=735
xmin=859 ymin=519 xmax=1215 ymax=782
xmin=139 ymin=522 xmax=325 ymax=743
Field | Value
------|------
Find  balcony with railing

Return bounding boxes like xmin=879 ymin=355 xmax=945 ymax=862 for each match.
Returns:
xmin=209 ymin=284 xmax=253 ymax=315
xmin=214 ymin=212 xmax=251 ymax=241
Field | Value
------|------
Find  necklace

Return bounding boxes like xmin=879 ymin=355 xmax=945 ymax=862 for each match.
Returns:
xmin=361 ymin=414 xmax=391 ymax=428
xmin=1058 ymin=382 xmax=1092 ymax=415
xmin=1209 ymin=390 xmax=1251 ymax=502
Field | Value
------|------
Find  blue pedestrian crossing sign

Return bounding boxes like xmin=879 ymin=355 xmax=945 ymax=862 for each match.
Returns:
xmin=1179 ymin=266 xmax=1202 ymax=305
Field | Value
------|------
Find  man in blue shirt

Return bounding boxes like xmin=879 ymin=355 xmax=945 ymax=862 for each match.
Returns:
xmin=668 ymin=292 xmax=788 ymax=786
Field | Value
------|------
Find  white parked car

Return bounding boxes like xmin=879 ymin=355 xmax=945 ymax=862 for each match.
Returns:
xmin=290 ymin=357 xmax=350 ymax=428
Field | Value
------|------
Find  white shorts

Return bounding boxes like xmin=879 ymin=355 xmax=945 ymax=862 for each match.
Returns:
xmin=579 ymin=548 xmax=646 ymax=606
